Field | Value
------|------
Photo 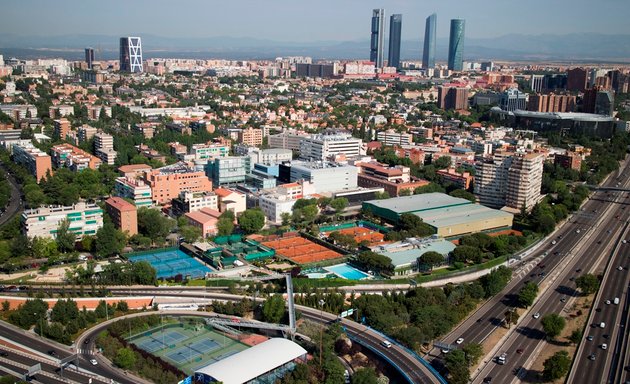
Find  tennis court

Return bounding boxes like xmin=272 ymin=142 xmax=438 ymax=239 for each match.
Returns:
xmin=128 ymin=318 xmax=248 ymax=375
xmin=262 ymin=234 xmax=343 ymax=265
xmin=127 ymin=248 xmax=214 ymax=279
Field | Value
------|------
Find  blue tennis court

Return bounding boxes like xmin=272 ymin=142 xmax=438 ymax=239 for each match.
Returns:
xmin=128 ymin=249 xmax=214 ymax=279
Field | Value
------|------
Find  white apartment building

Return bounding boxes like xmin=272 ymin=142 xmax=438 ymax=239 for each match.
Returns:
xmin=114 ymin=176 xmax=153 ymax=207
xmin=376 ymin=130 xmax=413 ymax=146
xmin=77 ymin=125 xmax=98 ymax=144
xmin=299 ymin=134 xmax=363 ymax=161
xmin=506 ymin=153 xmax=544 ymax=212
xmin=94 ymin=132 xmax=114 ymax=151
xmin=474 ymin=151 xmax=513 ymax=209
xmin=21 ymin=202 xmax=103 ymax=240
xmin=235 ymin=147 xmax=293 ymax=168
xmin=289 ymin=161 xmax=358 ymax=193
xmin=96 ymin=148 xmax=117 ymax=165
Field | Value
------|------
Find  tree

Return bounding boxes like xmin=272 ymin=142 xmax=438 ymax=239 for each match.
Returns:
xmin=398 ymin=188 xmax=412 ymax=196
xmin=356 ymin=251 xmax=394 ymax=275
xmin=575 ymin=273 xmax=600 ymax=295
xmin=418 ymin=251 xmax=444 ymax=271
xmin=504 ymin=308 xmax=519 ymax=329
xmin=280 ymin=212 xmax=291 ymax=226
xmin=179 ymin=225 xmax=202 ymax=243
xmin=95 ymin=222 xmax=126 ymax=258
xmin=433 ymin=155 xmax=452 ymax=169
xmin=517 ymin=282 xmax=539 ymax=308
xmin=262 ymin=294 xmax=285 ymax=324
xmin=113 ymin=347 xmax=136 ymax=369
xmin=137 ymin=207 xmax=175 ymax=241
xmin=445 ymin=349 xmax=470 ymax=384
xmin=330 ymin=197 xmax=348 ymax=214
xmin=216 ymin=218 xmax=234 ymax=236
xmin=237 ymin=208 xmax=265 ymax=234
xmin=130 ymin=261 xmax=157 ymax=285
xmin=55 ymin=219 xmax=76 ymax=253
xmin=541 ymin=314 xmax=566 ymax=339
xmin=543 ymin=350 xmax=571 ymax=381
xmin=449 ymin=189 xmax=476 ymax=202
xmin=462 ymin=343 xmax=484 ymax=366
xmin=351 ymin=367 xmax=378 ymax=384
xmin=568 ymin=328 xmax=583 ymax=345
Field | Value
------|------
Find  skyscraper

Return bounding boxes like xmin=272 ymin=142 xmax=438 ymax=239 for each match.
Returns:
xmin=422 ymin=13 xmax=437 ymax=69
xmin=370 ymin=9 xmax=385 ymax=68
xmin=388 ymin=14 xmax=402 ymax=69
xmin=84 ymin=47 xmax=94 ymax=70
xmin=119 ymin=37 xmax=143 ymax=73
xmin=448 ymin=19 xmax=465 ymax=71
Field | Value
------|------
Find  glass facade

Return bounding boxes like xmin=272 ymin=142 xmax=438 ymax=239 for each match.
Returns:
xmin=370 ymin=9 xmax=384 ymax=68
xmin=388 ymin=14 xmax=402 ymax=69
xmin=422 ymin=13 xmax=437 ymax=69
xmin=448 ymin=19 xmax=465 ymax=71
xmin=119 ymin=37 xmax=143 ymax=73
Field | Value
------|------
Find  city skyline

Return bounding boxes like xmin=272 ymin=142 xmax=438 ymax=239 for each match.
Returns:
xmin=2 ymin=0 xmax=628 ymax=43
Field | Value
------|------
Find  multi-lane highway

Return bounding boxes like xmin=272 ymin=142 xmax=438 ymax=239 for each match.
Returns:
xmin=568 ymin=221 xmax=630 ymax=384
xmin=467 ymin=166 xmax=630 ymax=383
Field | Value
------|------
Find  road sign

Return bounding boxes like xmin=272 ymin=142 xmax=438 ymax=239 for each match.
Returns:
xmin=339 ymin=308 xmax=355 ymax=318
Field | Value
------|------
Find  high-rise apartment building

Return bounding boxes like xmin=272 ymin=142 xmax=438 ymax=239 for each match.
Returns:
xmin=119 ymin=37 xmax=143 ymax=73
xmin=12 ymin=142 xmax=52 ymax=182
xmin=506 ymin=153 xmax=544 ymax=212
xmin=388 ymin=14 xmax=402 ymax=69
xmin=422 ymin=13 xmax=437 ymax=69
xmin=85 ymin=47 xmax=94 ymax=69
xmin=567 ymin=67 xmax=588 ymax=92
xmin=438 ymin=86 xmax=469 ymax=110
xmin=114 ymin=176 xmax=153 ymax=207
xmin=475 ymin=151 xmax=543 ymax=212
xmin=53 ymin=118 xmax=71 ymax=140
xmin=105 ymin=197 xmax=138 ymax=236
xmin=370 ymin=9 xmax=385 ymax=68
xmin=448 ymin=19 xmax=465 ymax=71
xmin=51 ymin=144 xmax=102 ymax=171
xmin=376 ymin=130 xmax=413 ymax=146
xmin=238 ymin=127 xmax=263 ymax=147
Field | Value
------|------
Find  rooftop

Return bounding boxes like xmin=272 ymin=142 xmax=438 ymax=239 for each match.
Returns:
xmin=371 ymin=238 xmax=456 ymax=268
xmin=414 ymin=203 xmax=514 ymax=229
xmin=105 ymin=197 xmax=136 ymax=212
xmin=364 ymin=193 xmax=472 ymax=214
xmin=195 ymin=338 xmax=307 ymax=384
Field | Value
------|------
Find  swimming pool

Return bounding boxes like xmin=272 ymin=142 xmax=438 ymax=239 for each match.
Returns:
xmin=325 ymin=263 xmax=370 ymax=280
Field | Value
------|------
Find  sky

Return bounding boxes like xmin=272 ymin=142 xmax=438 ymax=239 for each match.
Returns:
xmin=2 ymin=0 xmax=629 ymax=42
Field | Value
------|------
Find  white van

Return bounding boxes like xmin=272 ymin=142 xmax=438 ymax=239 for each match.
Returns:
xmin=600 ymin=322 xmax=606 ymax=328
xmin=381 ymin=340 xmax=392 ymax=348
xmin=614 ymin=297 xmax=620 ymax=305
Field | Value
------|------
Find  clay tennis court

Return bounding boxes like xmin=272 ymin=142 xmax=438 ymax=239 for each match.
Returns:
xmin=262 ymin=234 xmax=343 ymax=265
xmin=323 ymin=226 xmax=385 ymax=246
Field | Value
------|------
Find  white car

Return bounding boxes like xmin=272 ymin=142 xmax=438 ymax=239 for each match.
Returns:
xmin=606 ymin=300 xmax=611 ymax=305
xmin=618 ymin=266 xmax=624 ymax=271
xmin=601 ymin=343 xmax=608 ymax=350
xmin=533 ymin=312 xmax=541 ymax=319
xmin=456 ymin=337 xmax=464 ymax=344
xmin=623 ymin=240 xmax=627 ymax=244
xmin=89 ymin=359 xmax=98 ymax=366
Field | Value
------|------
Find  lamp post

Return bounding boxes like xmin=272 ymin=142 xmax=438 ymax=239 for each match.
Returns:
xmin=318 ymin=299 xmax=325 ymax=368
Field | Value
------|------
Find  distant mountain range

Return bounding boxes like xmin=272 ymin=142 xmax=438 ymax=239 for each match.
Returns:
xmin=1 ymin=33 xmax=629 ymax=63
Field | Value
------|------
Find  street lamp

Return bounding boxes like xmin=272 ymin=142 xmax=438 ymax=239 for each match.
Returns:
xmin=318 ymin=299 xmax=325 ymax=368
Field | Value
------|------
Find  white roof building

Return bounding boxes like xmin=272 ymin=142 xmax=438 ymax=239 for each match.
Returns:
xmin=194 ymin=338 xmax=307 ymax=384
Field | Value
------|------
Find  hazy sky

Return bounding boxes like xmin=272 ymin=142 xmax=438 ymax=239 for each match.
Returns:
xmin=3 ymin=0 xmax=628 ymax=41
